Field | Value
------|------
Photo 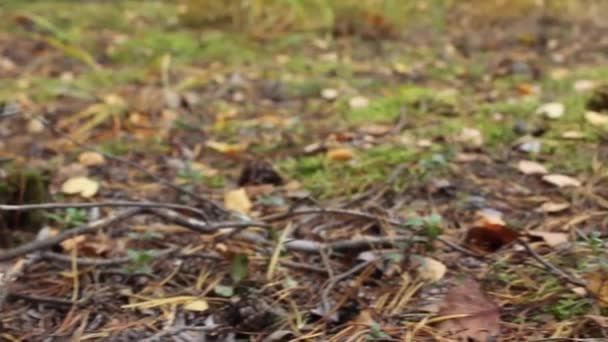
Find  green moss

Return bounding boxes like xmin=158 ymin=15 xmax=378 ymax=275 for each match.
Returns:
xmin=280 ymin=144 xmax=418 ymax=197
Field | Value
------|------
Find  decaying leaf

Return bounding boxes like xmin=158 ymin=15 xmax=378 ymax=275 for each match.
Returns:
xmin=61 ymin=176 xmax=99 ymax=198
xmin=224 ymin=188 xmax=252 ymax=214
xmin=327 ymin=147 xmax=355 ymax=161
xmin=78 ymin=151 xmax=106 ymax=166
xmin=465 ymin=209 xmax=519 ymax=252
xmin=542 ymin=174 xmax=581 ymax=188
xmin=536 ymin=102 xmax=564 ymax=119
xmin=414 ymin=255 xmax=447 ymax=282
xmin=527 ymin=231 xmax=568 ymax=247
xmin=437 ymin=278 xmax=501 ymax=341
xmin=584 ymin=268 xmax=608 ymax=306
xmin=536 ymin=201 xmax=570 ymax=213
xmin=517 ymin=160 xmax=548 ymax=175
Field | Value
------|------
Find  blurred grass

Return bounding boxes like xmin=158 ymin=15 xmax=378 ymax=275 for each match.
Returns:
xmin=178 ymin=0 xmax=608 ymax=37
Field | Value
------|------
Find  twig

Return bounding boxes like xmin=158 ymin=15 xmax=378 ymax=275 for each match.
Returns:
xmin=41 ymin=247 xmax=178 ymax=267
xmin=0 ymin=208 xmax=141 ymax=261
xmin=36 ymin=116 xmax=229 ymax=219
xmin=518 ymin=239 xmax=586 ymax=287
xmin=6 ymin=292 xmax=78 ymax=307
xmin=321 ymin=260 xmax=375 ymax=315
xmin=0 ymin=201 xmax=208 ymax=219
xmin=262 ymin=207 xmax=407 ymax=227
xmin=141 ymin=325 xmax=221 ymax=342
xmin=145 ymin=208 xmax=271 ymax=233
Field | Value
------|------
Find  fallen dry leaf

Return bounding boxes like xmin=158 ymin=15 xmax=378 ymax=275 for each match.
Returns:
xmin=183 ymin=299 xmax=209 ymax=312
xmin=349 ymin=96 xmax=369 ymax=109
xmin=206 ymin=140 xmax=248 ymax=154
xmin=321 ymin=88 xmax=338 ymax=100
xmin=61 ymin=176 xmax=99 ymax=198
xmin=574 ymin=80 xmax=596 ymax=92
xmin=224 ymin=188 xmax=252 ymax=215
xmin=415 ymin=256 xmax=447 ymax=282
xmin=517 ymin=160 xmax=548 ymax=175
xmin=542 ymin=174 xmax=581 ymax=188
xmin=536 ymin=201 xmax=570 ymax=213
xmin=528 ymin=231 xmax=569 ymax=247
xmin=584 ymin=268 xmax=608 ymax=306
xmin=536 ymin=102 xmax=564 ymax=119
xmin=437 ymin=278 xmax=501 ymax=341
xmin=561 ymin=131 xmax=585 ymax=139
xmin=456 ymin=127 xmax=484 ymax=148
xmin=584 ymin=111 xmax=608 ymax=127
xmin=327 ymin=147 xmax=355 ymax=161
xmin=78 ymin=151 xmax=106 ymax=166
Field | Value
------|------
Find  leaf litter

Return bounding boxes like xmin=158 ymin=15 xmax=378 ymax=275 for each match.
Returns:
xmin=1 ymin=1 xmax=608 ymax=341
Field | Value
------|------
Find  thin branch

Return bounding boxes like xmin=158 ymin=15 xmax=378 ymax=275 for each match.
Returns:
xmin=145 ymin=208 xmax=271 ymax=233
xmin=321 ymin=260 xmax=375 ymax=315
xmin=0 ymin=208 xmax=142 ymax=261
xmin=262 ymin=207 xmax=408 ymax=227
xmin=518 ymin=239 xmax=586 ymax=287
xmin=0 ymin=201 xmax=208 ymax=219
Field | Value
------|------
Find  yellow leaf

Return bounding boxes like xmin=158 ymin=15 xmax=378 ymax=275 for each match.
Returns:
xmin=206 ymin=140 xmax=248 ymax=154
xmin=183 ymin=299 xmax=209 ymax=312
xmin=585 ymin=111 xmax=608 ymax=127
xmin=417 ymin=256 xmax=447 ymax=282
xmin=224 ymin=188 xmax=252 ymax=214
xmin=327 ymin=147 xmax=355 ymax=161
xmin=61 ymin=176 xmax=99 ymax=198
xmin=122 ymin=296 xmax=197 ymax=309
xmin=61 ymin=235 xmax=86 ymax=252
xmin=78 ymin=152 xmax=106 ymax=167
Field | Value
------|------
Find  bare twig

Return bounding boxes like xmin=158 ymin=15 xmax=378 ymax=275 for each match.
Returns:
xmin=262 ymin=207 xmax=407 ymax=227
xmin=518 ymin=239 xmax=586 ymax=287
xmin=145 ymin=208 xmax=271 ymax=233
xmin=321 ymin=260 xmax=375 ymax=315
xmin=41 ymin=247 xmax=178 ymax=267
xmin=0 ymin=208 xmax=142 ymax=261
xmin=141 ymin=325 xmax=221 ymax=342
xmin=0 ymin=201 xmax=208 ymax=219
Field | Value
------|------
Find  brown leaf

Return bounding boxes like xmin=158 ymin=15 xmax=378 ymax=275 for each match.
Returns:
xmin=527 ymin=231 xmax=569 ymax=247
xmin=517 ymin=160 xmax=548 ymax=175
xmin=326 ymin=147 xmax=355 ymax=161
xmin=465 ymin=210 xmax=519 ymax=252
xmin=437 ymin=278 xmax=501 ymax=341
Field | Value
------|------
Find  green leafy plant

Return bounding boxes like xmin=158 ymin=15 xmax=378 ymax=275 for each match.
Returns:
xmin=125 ymin=249 xmax=154 ymax=274
xmin=45 ymin=208 xmax=88 ymax=228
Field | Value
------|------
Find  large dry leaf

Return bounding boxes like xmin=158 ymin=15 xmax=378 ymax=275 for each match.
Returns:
xmin=437 ymin=278 xmax=500 ymax=341
xmin=61 ymin=176 xmax=99 ymax=198
xmin=528 ymin=231 xmax=569 ymax=247
xmin=224 ymin=188 xmax=252 ymax=215
xmin=542 ymin=174 xmax=581 ymax=188
xmin=517 ymin=160 xmax=548 ymax=175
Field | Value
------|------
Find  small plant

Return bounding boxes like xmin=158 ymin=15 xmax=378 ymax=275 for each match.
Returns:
xmin=45 ymin=208 xmax=88 ymax=228
xmin=549 ymin=296 xmax=591 ymax=320
xmin=124 ymin=249 xmax=154 ymax=274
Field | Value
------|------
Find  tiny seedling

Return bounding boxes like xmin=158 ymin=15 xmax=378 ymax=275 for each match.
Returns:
xmin=124 ymin=249 xmax=154 ymax=274
xmin=45 ymin=208 xmax=88 ymax=228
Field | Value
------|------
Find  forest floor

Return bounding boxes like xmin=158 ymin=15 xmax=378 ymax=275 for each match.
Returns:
xmin=2 ymin=1 xmax=608 ymax=341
